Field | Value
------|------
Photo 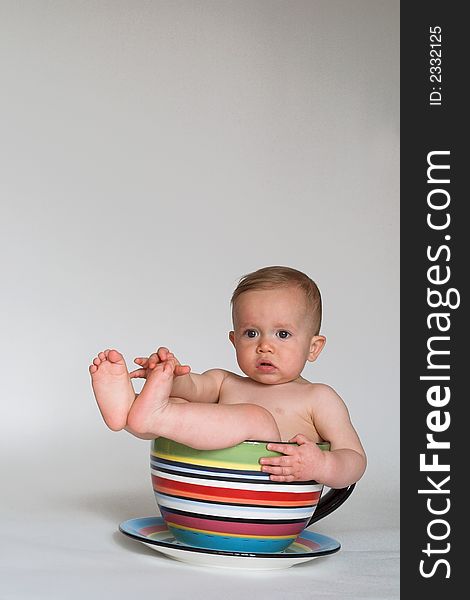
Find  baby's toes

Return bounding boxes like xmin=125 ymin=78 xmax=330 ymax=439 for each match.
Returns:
xmin=149 ymin=363 xmax=166 ymax=376
xmin=108 ymin=349 xmax=125 ymax=364
xmin=89 ymin=364 xmax=98 ymax=374
xmin=98 ymin=351 xmax=107 ymax=361
xmin=163 ymin=361 xmax=176 ymax=376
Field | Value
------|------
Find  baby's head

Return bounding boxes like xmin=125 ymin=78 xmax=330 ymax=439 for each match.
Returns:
xmin=229 ymin=266 xmax=326 ymax=384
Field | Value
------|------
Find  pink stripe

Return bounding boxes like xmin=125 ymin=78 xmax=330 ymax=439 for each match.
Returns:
xmin=161 ymin=510 xmax=307 ymax=536
xmin=295 ymin=537 xmax=321 ymax=551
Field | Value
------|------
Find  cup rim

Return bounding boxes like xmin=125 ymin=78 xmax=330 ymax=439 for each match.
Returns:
xmin=154 ymin=438 xmax=330 ymax=448
xmin=243 ymin=439 xmax=329 ymax=447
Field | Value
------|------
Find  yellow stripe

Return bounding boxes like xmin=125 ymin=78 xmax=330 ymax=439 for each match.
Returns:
xmin=291 ymin=542 xmax=312 ymax=552
xmin=166 ymin=521 xmax=295 ymax=540
xmin=151 ymin=451 xmax=261 ymax=472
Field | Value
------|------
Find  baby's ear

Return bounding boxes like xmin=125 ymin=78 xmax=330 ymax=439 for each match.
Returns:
xmin=229 ymin=331 xmax=235 ymax=346
xmin=307 ymin=335 xmax=326 ymax=362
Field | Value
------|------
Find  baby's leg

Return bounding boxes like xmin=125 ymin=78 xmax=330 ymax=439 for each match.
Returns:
xmin=89 ymin=349 xmax=136 ymax=431
xmin=127 ymin=362 xmax=281 ymax=448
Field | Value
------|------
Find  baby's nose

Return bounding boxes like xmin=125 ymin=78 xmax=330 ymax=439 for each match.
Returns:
xmin=257 ymin=337 xmax=273 ymax=352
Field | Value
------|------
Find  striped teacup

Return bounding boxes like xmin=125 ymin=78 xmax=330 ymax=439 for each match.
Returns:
xmin=150 ymin=438 xmax=352 ymax=553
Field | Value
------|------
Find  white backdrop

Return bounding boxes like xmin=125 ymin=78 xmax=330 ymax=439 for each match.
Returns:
xmin=0 ymin=1 xmax=399 ymax=598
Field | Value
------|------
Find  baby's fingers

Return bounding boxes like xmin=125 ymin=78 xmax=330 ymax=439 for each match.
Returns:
xmin=157 ymin=347 xmax=171 ymax=362
xmin=129 ymin=368 xmax=147 ymax=379
xmin=259 ymin=454 xmax=292 ymax=467
xmin=260 ymin=464 xmax=294 ymax=479
xmin=260 ymin=459 xmax=290 ymax=474
xmin=266 ymin=443 xmax=297 ymax=455
xmin=134 ymin=357 xmax=149 ymax=366
xmin=147 ymin=352 xmax=163 ymax=368
xmin=269 ymin=474 xmax=296 ymax=482
xmin=174 ymin=364 xmax=191 ymax=376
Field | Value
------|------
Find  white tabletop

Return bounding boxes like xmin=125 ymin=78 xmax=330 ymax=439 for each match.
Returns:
xmin=1 ymin=441 xmax=398 ymax=600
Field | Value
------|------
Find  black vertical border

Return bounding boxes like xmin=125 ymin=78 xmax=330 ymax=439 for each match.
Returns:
xmin=401 ymin=1 xmax=465 ymax=595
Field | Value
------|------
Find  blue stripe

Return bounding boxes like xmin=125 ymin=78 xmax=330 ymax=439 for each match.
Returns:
xmin=151 ymin=463 xmax=274 ymax=485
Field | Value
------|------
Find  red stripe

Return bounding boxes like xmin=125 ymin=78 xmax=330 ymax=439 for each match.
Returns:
xmin=160 ymin=509 xmax=306 ymax=537
xmin=139 ymin=525 xmax=168 ymax=536
xmin=153 ymin=476 xmax=319 ymax=506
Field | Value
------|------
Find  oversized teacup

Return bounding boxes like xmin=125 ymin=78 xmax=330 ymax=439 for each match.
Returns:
xmin=150 ymin=438 xmax=354 ymax=553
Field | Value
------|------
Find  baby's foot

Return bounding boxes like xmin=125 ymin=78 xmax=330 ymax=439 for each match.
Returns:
xmin=126 ymin=360 xmax=175 ymax=438
xmin=89 ymin=349 xmax=136 ymax=431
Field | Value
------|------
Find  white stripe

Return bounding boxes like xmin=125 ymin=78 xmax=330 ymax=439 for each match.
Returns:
xmin=152 ymin=468 xmax=321 ymax=494
xmin=155 ymin=493 xmax=317 ymax=520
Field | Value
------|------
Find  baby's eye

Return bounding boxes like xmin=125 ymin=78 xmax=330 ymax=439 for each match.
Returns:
xmin=276 ymin=330 xmax=291 ymax=339
xmin=244 ymin=329 xmax=258 ymax=338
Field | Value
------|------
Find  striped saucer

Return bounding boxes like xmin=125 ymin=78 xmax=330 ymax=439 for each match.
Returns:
xmin=119 ymin=517 xmax=341 ymax=570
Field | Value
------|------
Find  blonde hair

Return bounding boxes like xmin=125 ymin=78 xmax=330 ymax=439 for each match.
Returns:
xmin=231 ymin=266 xmax=322 ymax=335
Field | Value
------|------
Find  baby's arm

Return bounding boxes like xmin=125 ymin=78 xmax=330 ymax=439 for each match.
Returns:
xmin=131 ymin=347 xmax=228 ymax=404
xmin=126 ymin=358 xmax=281 ymax=448
xmin=170 ymin=369 xmax=229 ymax=403
xmin=260 ymin=385 xmax=366 ymax=487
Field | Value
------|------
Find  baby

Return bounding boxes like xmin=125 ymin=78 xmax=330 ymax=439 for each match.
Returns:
xmin=90 ymin=266 xmax=366 ymax=488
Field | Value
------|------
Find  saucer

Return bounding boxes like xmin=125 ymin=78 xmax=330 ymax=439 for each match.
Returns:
xmin=119 ymin=517 xmax=341 ymax=570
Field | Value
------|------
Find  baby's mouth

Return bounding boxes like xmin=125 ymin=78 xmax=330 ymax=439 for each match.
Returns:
xmin=256 ymin=360 xmax=277 ymax=372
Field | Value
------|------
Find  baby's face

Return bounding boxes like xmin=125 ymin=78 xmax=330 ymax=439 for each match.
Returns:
xmin=230 ymin=286 xmax=324 ymax=385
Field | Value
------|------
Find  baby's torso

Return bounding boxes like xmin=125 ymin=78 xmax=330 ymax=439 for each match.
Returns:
xmin=219 ymin=373 xmax=322 ymax=442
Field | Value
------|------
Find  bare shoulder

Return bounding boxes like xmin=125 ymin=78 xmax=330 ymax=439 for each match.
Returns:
xmin=200 ymin=368 xmax=241 ymax=390
xmin=204 ymin=369 xmax=248 ymax=384
xmin=201 ymin=368 xmax=233 ymax=382
xmin=304 ymin=382 xmax=347 ymax=406
xmin=304 ymin=382 xmax=364 ymax=455
xmin=302 ymin=382 xmax=354 ymax=424
xmin=189 ymin=369 xmax=237 ymax=403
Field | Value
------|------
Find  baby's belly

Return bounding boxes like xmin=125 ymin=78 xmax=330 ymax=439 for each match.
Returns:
xmin=219 ymin=395 xmax=321 ymax=443
xmin=277 ymin=424 xmax=322 ymax=443
xmin=256 ymin=407 xmax=321 ymax=443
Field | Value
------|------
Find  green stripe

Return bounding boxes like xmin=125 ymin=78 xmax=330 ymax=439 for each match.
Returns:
xmin=152 ymin=438 xmax=330 ymax=470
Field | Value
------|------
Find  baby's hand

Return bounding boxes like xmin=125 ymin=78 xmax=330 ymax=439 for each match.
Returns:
xmin=259 ymin=434 xmax=327 ymax=482
xmin=129 ymin=347 xmax=191 ymax=379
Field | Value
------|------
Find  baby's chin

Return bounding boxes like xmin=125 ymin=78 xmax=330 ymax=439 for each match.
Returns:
xmin=244 ymin=370 xmax=300 ymax=385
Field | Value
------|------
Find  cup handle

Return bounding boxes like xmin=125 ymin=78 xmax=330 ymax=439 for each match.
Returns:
xmin=306 ymin=483 xmax=356 ymax=526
